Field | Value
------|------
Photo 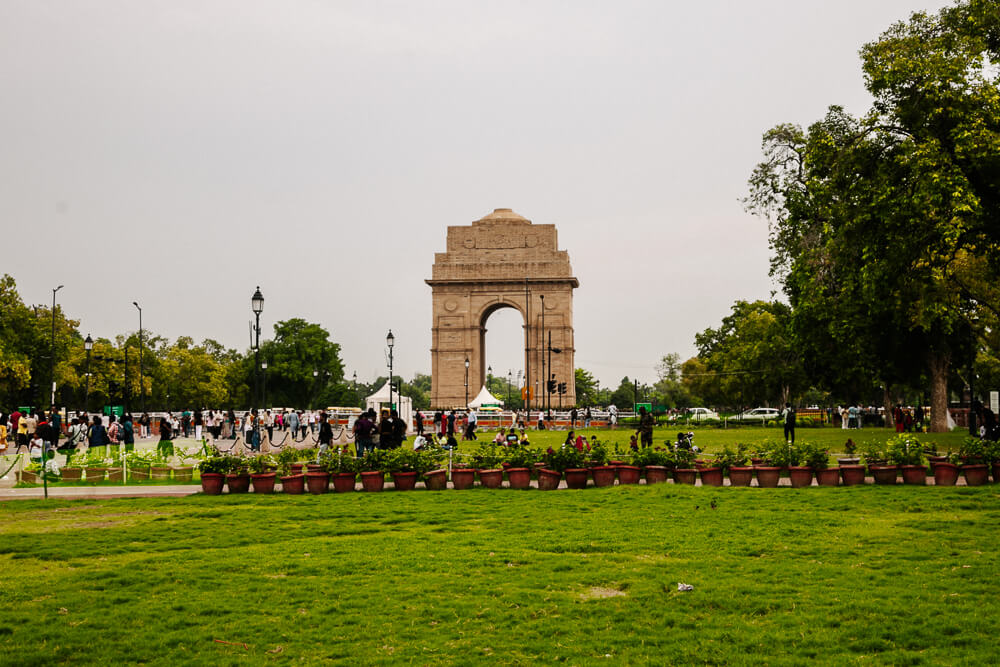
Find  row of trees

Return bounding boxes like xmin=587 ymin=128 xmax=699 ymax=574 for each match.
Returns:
xmin=0 ymin=274 xmax=430 ymax=413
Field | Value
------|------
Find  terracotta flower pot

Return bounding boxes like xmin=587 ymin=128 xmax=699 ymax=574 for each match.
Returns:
xmin=61 ymin=467 xmax=83 ymax=481
xmin=901 ymin=465 xmax=927 ymax=485
xmin=674 ymin=468 xmax=698 ymax=485
xmin=290 ymin=463 xmax=304 ymax=476
xmin=962 ymin=464 xmax=989 ymax=487
xmin=699 ymin=467 xmax=724 ymax=487
xmin=870 ymin=465 xmax=899 ymax=485
xmin=227 ymin=473 xmax=251 ymax=493
xmin=728 ymin=467 xmax=754 ymax=487
xmin=506 ymin=467 xmax=531 ymax=489
xmin=129 ymin=467 xmax=149 ymax=481
xmin=281 ymin=474 xmax=305 ymax=494
xmin=591 ymin=466 xmax=616 ymax=487
xmin=564 ymin=468 xmax=590 ymax=489
xmin=840 ymin=465 xmax=866 ymax=486
xmin=332 ymin=472 xmax=356 ymax=493
xmin=424 ymin=469 xmax=448 ymax=490
xmin=150 ymin=466 xmax=172 ymax=480
xmin=617 ymin=465 xmax=641 ymax=485
xmin=391 ymin=471 xmax=418 ymax=491
xmin=815 ymin=467 xmax=840 ymax=486
xmin=85 ymin=467 xmax=106 ymax=482
xmin=933 ymin=462 xmax=959 ymax=486
xmin=200 ymin=472 xmax=225 ymax=495
xmin=306 ymin=463 xmax=324 ymax=473
xmin=106 ymin=467 xmax=124 ymax=482
xmin=754 ymin=466 xmax=781 ymax=488
xmin=787 ymin=466 xmax=813 ymax=488
xmin=251 ymin=472 xmax=277 ymax=493
xmin=359 ymin=471 xmax=384 ymax=492
xmin=172 ymin=466 xmax=194 ymax=482
xmin=306 ymin=471 xmax=330 ymax=494
xmin=19 ymin=470 xmax=38 ymax=484
xmin=478 ymin=469 xmax=504 ymax=489
xmin=451 ymin=468 xmax=476 ymax=490
xmin=992 ymin=462 xmax=1000 ymax=483
xmin=537 ymin=468 xmax=561 ymax=490
xmin=644 ymin=466 xmax=669 ymax=484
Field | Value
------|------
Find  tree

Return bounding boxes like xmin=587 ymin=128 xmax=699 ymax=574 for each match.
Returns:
xmin=745 ymin=1 xmax=999 ymax=430
xmin=652 ymin=353 xmax=694 ymax=409
xmin=574 ymin=368 xmax=597 ymax=406
xmin=257 ymin=319 xmax=345 ymax=409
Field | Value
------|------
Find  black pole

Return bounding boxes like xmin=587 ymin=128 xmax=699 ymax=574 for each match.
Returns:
xmin=547 ymin=330 xmax=553 ymax=416
xmin=50 ymin=285 xmax=63 ymax=408
xmin=524 ymin=279 xmax=531 ymax=417
xmin=124 ymin=345 xmax=130 ymax=414
xmin=85 ymin=339 xmax=92 ymax=413
xmin=540 ymin=294 xmax=545 ymax=419
xmin=134 ymin=303 xmax=145 ymax=414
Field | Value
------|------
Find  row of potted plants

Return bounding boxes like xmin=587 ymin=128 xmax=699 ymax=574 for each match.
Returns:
xmin=18 ymin=447 xmax=199 ymax=484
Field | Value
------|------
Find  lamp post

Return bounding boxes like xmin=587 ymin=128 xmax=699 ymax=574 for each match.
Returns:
xmin=133 ymin=301 xmax=145 ymax=413
xmin=251 ymin=287 xmax=264 ymax=411
xmin=464 ymin=357 xmax=470 ymax=408
xmin=386 ymin=330 xmax=395 ymax=412
xmin=84 ymin=335 xmax=93 ymax=413
xmin=50 ymin=285 xmax=63 ymax=407
xmin=507 ymin=369 xmax=512 ymax=410
xmin=261 ymin=360 xmax=268 ymax=409
xmin=352 ymin=371 xmax=358 ymax=407
xmin=539 ymin=294 xmax=545 ymax=419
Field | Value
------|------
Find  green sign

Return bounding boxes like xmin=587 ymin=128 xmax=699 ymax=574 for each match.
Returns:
xmin=634 ymin=402 xmax=652 ymax=412
xmin=103 ymin=405 xmax=124 ymax=417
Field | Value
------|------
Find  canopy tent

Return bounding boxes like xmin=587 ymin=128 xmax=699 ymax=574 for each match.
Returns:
xmin=365 ymin=381 xmax=413 ymax=433
xmin=468 ymin=385 xmax=504 ymax=409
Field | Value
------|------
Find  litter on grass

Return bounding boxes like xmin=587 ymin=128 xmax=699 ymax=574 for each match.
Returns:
xmin=677 ymin=583 xmax=694 ymax=592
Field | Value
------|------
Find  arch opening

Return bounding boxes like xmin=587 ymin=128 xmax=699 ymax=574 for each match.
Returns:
xmin=480 ymin=305 xmax=525 ymax=407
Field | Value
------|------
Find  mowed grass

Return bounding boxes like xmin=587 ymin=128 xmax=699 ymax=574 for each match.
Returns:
xmin=2 ymin=484 xmax=998 ymax=665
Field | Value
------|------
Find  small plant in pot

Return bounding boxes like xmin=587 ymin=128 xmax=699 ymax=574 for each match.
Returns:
xmin=358 ymin=450 xmax=387 ymax=492
xmin=503 ymin=447 xmax=538 ymax=489
xmin=611 ymin=444 xmax=641 ymax=484
xmin=806 ymin=444 xmax=838 ymax=486
xmin=588 ymin=441 xmax=617 ymax=487
xmin=384 ymin=449 xmax=421 ymax=491
xmin=958 ymin=437 xmax=990 ymax=486
xmin=248 ymin=454 xmax=277 ymax=493
xmin=717 ymin=444 xmax=751 ymax=486
xmin=987 ymin=439 xmax=1000 ymax=484
xmin=673 ymin=447 xmax=698 ymax=485
xmin=198 ymin=455 xmax=233 ymax=495
xmin=863 ymin=443 xmax=897 ymax=485
xmin=887 ymin=434 xmax=926 ymax=485
xmin=325 ymin=446 xmax=360 ymax=492
xmin=634 ymin=446 xmax=673 ymax=484
xmin=786 ymin=441 xmax=813 ymax=488
xmin=276 ymin=448 xmax=305 ymax=494
xmin=754 ymin=441 xmax=785 ymax=488
xmin=473 ymin=443 xmax=506 ymax=489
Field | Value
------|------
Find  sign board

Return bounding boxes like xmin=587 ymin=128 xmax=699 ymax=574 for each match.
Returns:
xmin=103 ymin=405 xmax=124 ymax=417
xmin=991 ymin=391 xmax=999 ymax=414
xmin=521 ymin=387 xmax=534 ymax=400
xmin=634 ymin=402 xmax=652 ymax=413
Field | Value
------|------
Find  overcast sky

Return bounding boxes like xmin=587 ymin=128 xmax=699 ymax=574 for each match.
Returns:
xmin=0 ymin=0 xmax=951 ymax=390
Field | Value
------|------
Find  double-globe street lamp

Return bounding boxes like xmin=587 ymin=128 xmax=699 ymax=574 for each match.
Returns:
xmin=133 ymin=301 xmax=145 ymax=414
xmin=464 ymin=357 xmax=470 ymax=408
xmin=386 ymin=330 xmax=395 ymax=412
xmin=50 ymin=285 xmax=63 ymax=408
xmin=84 ymin=334 xmax=93 ymax=413
xmin=251 ymin=287 xmax=264 ymax=412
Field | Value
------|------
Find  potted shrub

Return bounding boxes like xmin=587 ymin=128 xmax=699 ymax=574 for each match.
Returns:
xmin=698 ymin=455 xmax=724 ymax=487
xmin=451 ymin=461 xmax=477 ymax=490
xmin=887 ymin=435 xmax=926 ymax=485
xmin=718 ymin=444 xmax=752 ymax=487
xmin=957 ymin=437 xmax=989 ymax=486
xmin=473 ymin=443 xmax=506 ymax=489
xmin=786 ymin=442 xmax=813 ymax=488
xmin=417 ymin=445 xmax=448 ymax=490
xmin=249 ymin=454 xmax=277 ymax=493
xmin=633 ymin=446 xmax=674 ymax=484
xmin=610 ymin=445 xmax=641 ymax=485
xmin=754 ymin=441 xmax=785 ymax=488
xmin=225 ymin=455 xmax=251 ymax=493
xmin=545 ymin=444 xmax=589 ymax=489
xmin=588 ymin=441 xmax=616 ymax=488
xmin=673 ymin=448 xmax=698 ymax=485
xmin=837 ymin=438 xmax=860 ymax=467
xmin=358 ymin=450 xmax=386 ymax=492
xmin=503 ymin=447 xmax=537 ymax=490
xmin=83 ymin=449 xmax=108 ymax=483
xmin=60 ymin=451 xmax=84 ymax=482
xmin=277 ymin=448 xmax=305 ymax=494
xmin=807 ymin=444 xmax=838 ymax=486
xmin=988 ymin=439 xmax=1000 ymax=484
xmin=171 ymin=445 xmax=197 ymax=482
xmin=150 ymin=450 xmax=173 ymax=480
xmin=326 ymin=446 xmax=359 ymax=493
xmin=863 ymin=442 xmax=897 ymax=485
xmin=933 ymin=451 xmax=961 ymax=486
xmin=198 ymin=455 xmax=232 ymax=494
xmin=125 ymin=450 xmax=152 ymax=481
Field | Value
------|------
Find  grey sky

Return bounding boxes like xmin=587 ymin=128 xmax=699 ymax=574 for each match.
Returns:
xmin=0 ymin=0 xmax=951 ymax=391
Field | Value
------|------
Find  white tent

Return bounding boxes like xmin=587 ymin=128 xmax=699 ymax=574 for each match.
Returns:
xmin=468 ymin=385 xmax=504 ymax=409
xmin=365 ymin=381 xmax=413 ymax=433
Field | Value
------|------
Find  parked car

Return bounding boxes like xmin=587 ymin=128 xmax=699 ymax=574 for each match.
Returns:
xmin=736 ymin=408 xmax=780 ymax=421
xmin=687 ymin=407 xmax=720 ymax=421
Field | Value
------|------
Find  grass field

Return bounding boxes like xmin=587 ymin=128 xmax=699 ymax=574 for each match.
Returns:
xmin=2 ymin=482 xmax=998 ymax=665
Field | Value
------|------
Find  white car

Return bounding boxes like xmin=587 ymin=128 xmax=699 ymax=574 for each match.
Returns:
xmin=737 ymin=408 xmax=780 ymax=421
xmin=687 ymin=407 xmax=720 ymax=421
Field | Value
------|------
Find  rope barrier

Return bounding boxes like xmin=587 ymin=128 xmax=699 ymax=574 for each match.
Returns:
xmin=1 ymin=454 xmax=24 ymax=479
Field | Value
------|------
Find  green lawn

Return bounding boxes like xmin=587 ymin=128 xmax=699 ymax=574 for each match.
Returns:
xmin=2 ymin=484 xmax=997 ymax=664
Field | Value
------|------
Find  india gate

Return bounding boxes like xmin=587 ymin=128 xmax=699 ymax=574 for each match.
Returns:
xmin=427 ymin=208 xmax=578 ymax=409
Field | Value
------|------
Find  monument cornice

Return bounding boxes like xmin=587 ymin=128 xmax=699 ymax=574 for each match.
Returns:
xmin=425 ymin=277 xmax=579 ymax=288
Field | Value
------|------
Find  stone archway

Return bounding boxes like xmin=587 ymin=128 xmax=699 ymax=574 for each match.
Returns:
xmin=427 ymin=208 xmax=578 ymax=409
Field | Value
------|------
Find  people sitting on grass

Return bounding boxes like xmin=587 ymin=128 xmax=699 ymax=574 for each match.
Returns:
xmin=506 ymin=430 xmax=519 ymax=447
xmin=493 ymin=428 xmax=507 ymax=445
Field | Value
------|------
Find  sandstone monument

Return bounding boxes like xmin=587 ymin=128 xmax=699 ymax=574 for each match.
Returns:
xmin=427 ymin=208 xmax=578 ymax=409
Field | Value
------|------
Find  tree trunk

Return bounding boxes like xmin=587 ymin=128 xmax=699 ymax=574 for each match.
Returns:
xmin=928 ymin=351 xmax=950 ymax=433
xmin=882 ymin=383 xmax=893 ymax=431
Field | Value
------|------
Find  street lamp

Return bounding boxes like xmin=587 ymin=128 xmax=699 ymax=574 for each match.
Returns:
xmin=50 ymin=285 xmax=63 ymax=408
xmin=352 ymin=371 xmax=358 ymax=407
xmin=251 ymin=287 xmax=264 ymax=411
xmin=386 ymin=330 xmax=395 ymax=412
xmin=261 ymin=360 xmax=268 ymax=409
xmin=133 ymin=301 xmax=145 ymax=413
xmin=464 ymin=357 xmax=470 ymax=408
xmin=84 ymin=334 xmax=93 ymax=413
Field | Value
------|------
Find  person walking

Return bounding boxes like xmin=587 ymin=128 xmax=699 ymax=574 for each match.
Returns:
xmin=354 ymin=410 xmax=374 ymax=456
xmin=318 ymin=411 xmax=333 ymax=456
xmin=287 ymin=410 xmax=300 ymax=440
xmin=122 ymin=414 xmax=135 ymax=451
xmin=194 ymin=409 xmax=204 ymax=442
xmin=781 ymin=403 xmax=796 ymax=444
xmin=88 ymin=415 xmax=109 ymax=451
xmin=415 ymin=410 xmax=424 ymax=435
xmin=465 ymin=409 xmax=478 ymax=440
xmin=446 ymin=411 xmax=456 ymax=437
xmin=636 ymin=406 xmax=654 ymax=448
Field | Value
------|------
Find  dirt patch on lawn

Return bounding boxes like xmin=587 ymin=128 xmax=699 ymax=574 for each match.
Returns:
xmin=581 ymin=586 xmax=627 ymax=600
